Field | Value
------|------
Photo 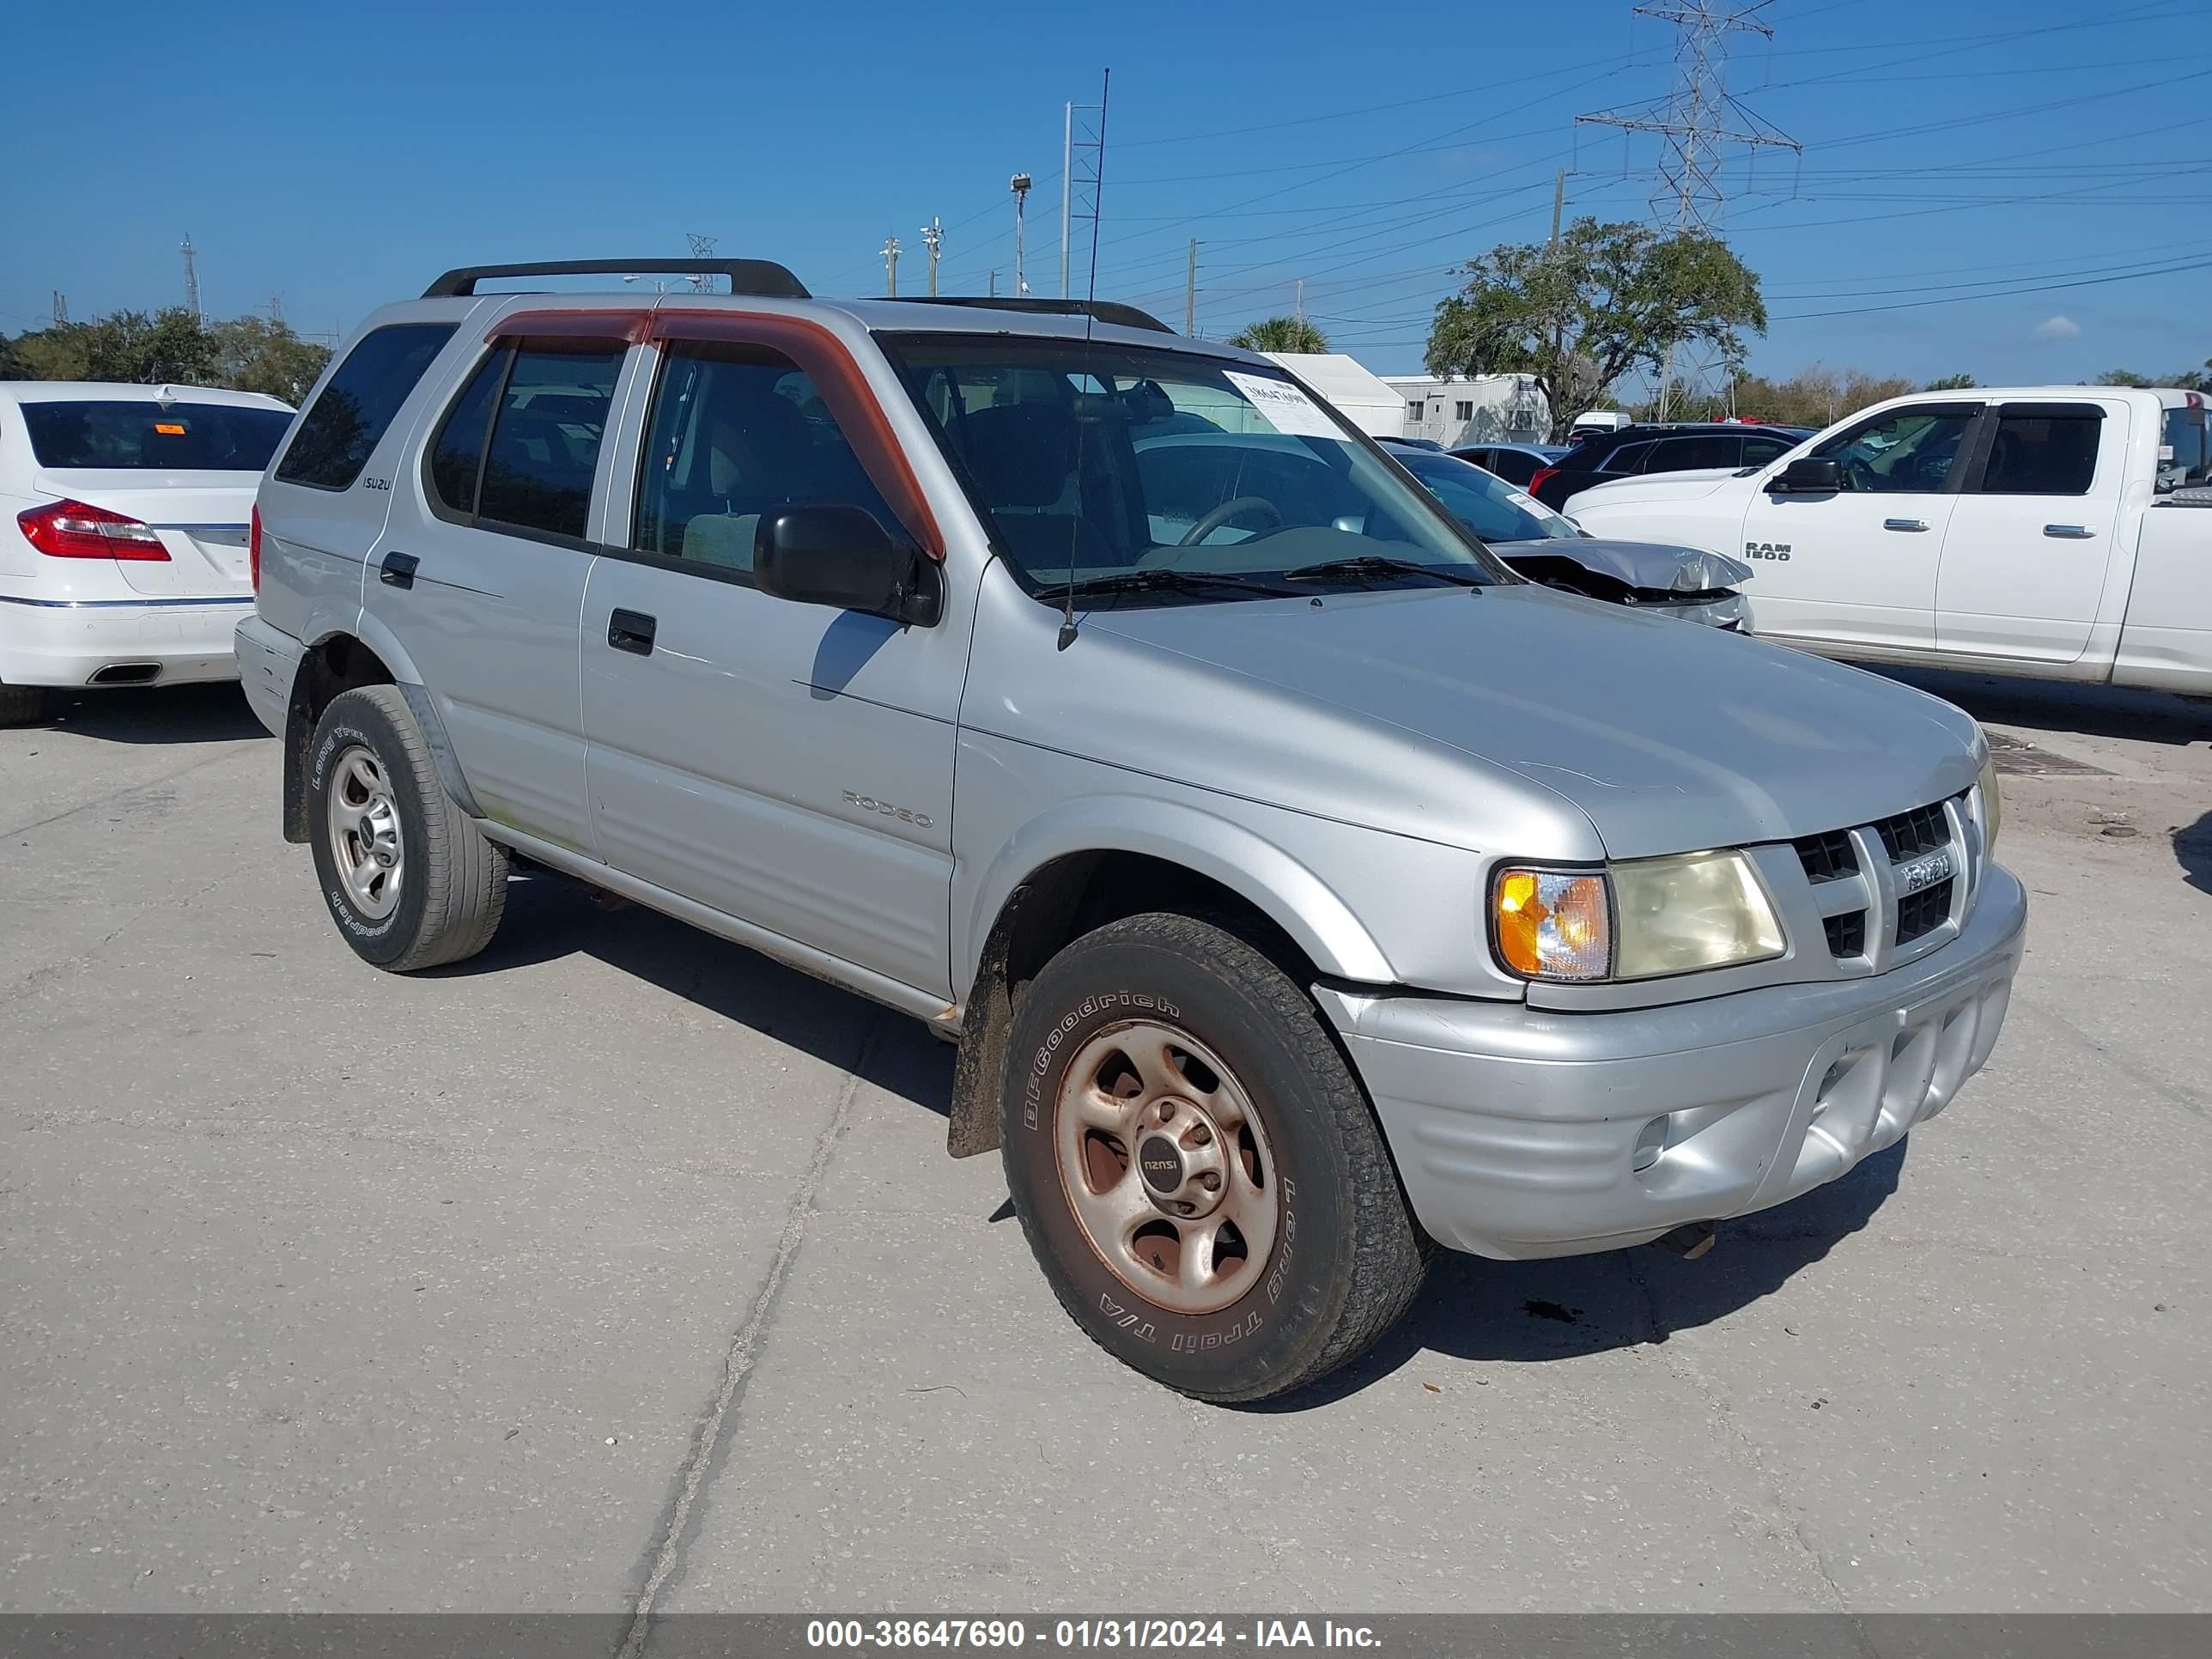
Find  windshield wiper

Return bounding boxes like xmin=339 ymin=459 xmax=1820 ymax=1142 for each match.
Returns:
xmin=1032 ymin=568 xmax=1303 ymax=603
xmin=1281 ymin=555 xmax=1486 ymax=589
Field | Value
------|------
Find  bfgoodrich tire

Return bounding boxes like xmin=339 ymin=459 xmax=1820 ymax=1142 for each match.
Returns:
xmin=1001 ymin=912 xmax=1426 ymax=1402
xmin=306 ymin=685 xmax=507 ymax=971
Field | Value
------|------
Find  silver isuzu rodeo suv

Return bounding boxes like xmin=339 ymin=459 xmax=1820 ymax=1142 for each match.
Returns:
xmin=237 ymin=260 xmax=2024 ymax=1401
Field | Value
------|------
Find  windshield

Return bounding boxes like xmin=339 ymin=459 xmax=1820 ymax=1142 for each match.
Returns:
xmin=19 ymin=400 xmax=295 ymax=471
xmin=1394 ymin=450 xmax=1579 ymax=543
xmin=881 ymin=335 xmax=1511 ymax=599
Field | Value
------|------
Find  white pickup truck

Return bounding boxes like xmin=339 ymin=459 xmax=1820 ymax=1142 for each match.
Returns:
xmin=1565 ymin=386 xmax=2212 ymax=695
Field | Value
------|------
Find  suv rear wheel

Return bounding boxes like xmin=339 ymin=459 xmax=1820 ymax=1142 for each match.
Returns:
xmin=307 ymin=685 xmax=507 ymax=970
xmin=1001 ymin=913 xmax=1426 ymax=1402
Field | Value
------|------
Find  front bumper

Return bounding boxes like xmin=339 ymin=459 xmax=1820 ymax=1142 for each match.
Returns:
xmin=0 ymin=593 xmax=253 ymax=687
xmin=234 ymin=612 xmax=305 ymax=739
xmin=1323 ymin=862 xmax=2027 ymax=1260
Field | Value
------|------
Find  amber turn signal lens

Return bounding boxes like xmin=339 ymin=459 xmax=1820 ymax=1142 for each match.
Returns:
xmin=1492 ymin=868 xmax=1611 ymax=981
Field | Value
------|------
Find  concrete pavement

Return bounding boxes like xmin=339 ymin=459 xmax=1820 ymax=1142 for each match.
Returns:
xmin=2 ymin=675 xmax=2207 ymax=1614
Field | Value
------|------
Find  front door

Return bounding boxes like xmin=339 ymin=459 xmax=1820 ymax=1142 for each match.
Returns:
xmin=1936 ymin=398 xmax=2125 ymax=663
xmin=1739 ymin=400 xmax=1981 ymax=652
xmin=579 ymin=319 xmax=968 ymax=1000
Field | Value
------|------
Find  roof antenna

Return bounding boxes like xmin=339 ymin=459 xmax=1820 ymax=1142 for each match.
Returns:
xmin=1058 ymin=66 xmax=1110 ymax=652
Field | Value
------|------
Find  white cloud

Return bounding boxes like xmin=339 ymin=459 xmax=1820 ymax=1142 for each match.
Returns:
xmin=2032 ymin=315 xmax=2081 ymax=342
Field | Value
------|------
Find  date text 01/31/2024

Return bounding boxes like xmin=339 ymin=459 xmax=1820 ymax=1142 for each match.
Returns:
xmin=805 ymin=1619 xmax=1382 ymax=1649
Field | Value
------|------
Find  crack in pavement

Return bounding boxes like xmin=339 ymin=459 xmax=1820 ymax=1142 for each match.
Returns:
xmin=1620 ymin=1249 xmax=1855 ymax=1613
xmin=617 ymin=1014 xmax=882 ymax=1656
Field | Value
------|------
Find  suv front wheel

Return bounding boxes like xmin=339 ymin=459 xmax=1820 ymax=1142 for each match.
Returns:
xmin=1002 ymin=913 xmax=1427 ymax=1402
xmin=307 ymin=685 xmax=507 ymax=971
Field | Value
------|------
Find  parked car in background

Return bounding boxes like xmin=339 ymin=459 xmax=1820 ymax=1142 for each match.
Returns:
xmin=1449 ymin=441 xmax=1567 ymax=488
xmin=1567 ymin=386 xmax=2212 ymax=694
xmin=241 ymin=262 xmax=2022 ymax=1401
xmin=1567 ymin=409 xmax=1632 ymax=440
xmin=1381 ymin=441 xmax=1753 ymax=628
xmin=0 ymin=381 xmax=295 ymax=724
xmin=1531 ymin=421 xmax=1807 ymax=510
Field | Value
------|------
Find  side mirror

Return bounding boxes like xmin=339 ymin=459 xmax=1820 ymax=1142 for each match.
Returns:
xmin=1769 ymin=457 xmax=1843 ymax=495
xmin=754 ymin=505 xmax=940 ymax=625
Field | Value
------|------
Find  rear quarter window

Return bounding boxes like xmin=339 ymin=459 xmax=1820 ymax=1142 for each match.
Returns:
xmin=275 ymin=322 xmax=459 ymax=490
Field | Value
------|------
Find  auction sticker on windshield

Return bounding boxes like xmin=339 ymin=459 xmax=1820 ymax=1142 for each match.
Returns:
xmin=1224 ymin=371 xmax=1341 ymax=440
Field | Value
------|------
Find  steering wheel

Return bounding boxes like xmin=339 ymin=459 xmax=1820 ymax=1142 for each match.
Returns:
xmin=1180 ymin=495 xmax=1283 ymax=546
xmin=1843 ymin=453 xmax=1880 ymax=490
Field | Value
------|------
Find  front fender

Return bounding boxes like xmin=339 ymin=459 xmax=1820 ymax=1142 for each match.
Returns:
xmin=957 ymin=793 xmax=1399 ymax=997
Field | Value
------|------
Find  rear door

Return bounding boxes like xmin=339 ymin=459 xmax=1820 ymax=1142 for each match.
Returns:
xmin=364 ymin=313 xmax=632 ymax=854
xmin=1935 ymin=398 xmax=2126 ymax=662
xmin=1737 ymin=400 xmax=1980 ymax=651
xmin=578 ymin=313 xmax=966 ymax=999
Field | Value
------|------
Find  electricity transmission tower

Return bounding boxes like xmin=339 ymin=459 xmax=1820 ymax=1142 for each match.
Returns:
xmin=1577 ymin=1 xmax=1797 ymax=414
xmin=1061 ymin=78 xmax=1109 ymax=303
xmin=51 ymin=291 xmax=69 ymax=325
xmin=685 ymin=233 xmax=717 ymax=292
xmin=881 ymin=234 xmax=902 ymax=297
xmin=179 ymin=234 xmax=203 ymax=321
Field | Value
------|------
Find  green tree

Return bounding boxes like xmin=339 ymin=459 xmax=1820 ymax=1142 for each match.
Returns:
xmin=205 ymin=316 xmax=331 ymax=404
xmin=1731 ymin=365 xmax=1916 ymax=428
xmin=1425 ymin=217 xmax=1765 ymax=441
xmin=1229 ymin=316 xmax=1330 ymax=354
xmin=1923 ymin=372 xmax=1977 ymax=391
xmin=2097 ymin=369 xmax=2156 ymax=388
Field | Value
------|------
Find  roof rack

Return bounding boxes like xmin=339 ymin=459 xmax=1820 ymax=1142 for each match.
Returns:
xmin=422 ymin=259 xmax=809 ymax=300
xmin=900 ymin=296 xmax=1174 ymax=334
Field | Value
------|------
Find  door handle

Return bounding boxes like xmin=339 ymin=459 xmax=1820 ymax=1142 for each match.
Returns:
xmin=2044 ymin=525 xmax=2095 ymax=538
xmin=607 ymin=608 xmax=657 ymax=655
xmin=1882 ymin=518 xmax=1929 ymax=532
xmin=378 ymin=550 xmax=419 ymax=589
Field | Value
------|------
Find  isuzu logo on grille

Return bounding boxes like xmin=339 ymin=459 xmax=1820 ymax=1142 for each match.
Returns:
xmin=1897 ymin=848 xmax=1955 ymax=894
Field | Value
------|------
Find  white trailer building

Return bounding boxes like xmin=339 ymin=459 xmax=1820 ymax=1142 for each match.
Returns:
xmin=1386 ymin=374 xmax=1550 ymax=447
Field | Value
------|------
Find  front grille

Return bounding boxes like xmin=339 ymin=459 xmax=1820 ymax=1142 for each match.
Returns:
xmin=1875 ymin=803 xmax=1948 ymax=862
xmin=1896 ymin=878 xmax=1954 ymax=945
xmin=1794 ymin=830 xmax=1857 ymax=884
xmin=1798 ymin=793 xmax=1970 ymax=965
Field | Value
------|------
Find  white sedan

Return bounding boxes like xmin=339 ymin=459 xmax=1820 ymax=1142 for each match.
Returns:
xmin=0 ymin=380 xmax=295 ymax=724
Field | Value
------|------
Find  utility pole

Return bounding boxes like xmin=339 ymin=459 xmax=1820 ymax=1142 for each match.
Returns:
xmin=989 ymin=270 xmax=998 ymax=298
xmin=1549 ymin=167 xmax=1567 ymax=246
xmin=1577 ymin=1 xmax=1798 ymax=417
xmin=1185 ymin=240 xmax=1199 ymax=336
xmin=1060 ymin=102 xmax=1074 ymax=299
xmin=686 ymin=233 xmax=718 ymax=293
xmin=1294 ymin=277 xmax=1305 ymax=322
xmin=51 ymin=291 xmax=68 ymax=325
xmin=882 ymin=234 xmax=901 ymax=297
xmin=1011 ymin=173 xmax=1032 ymax=295
xmin=267 ymin=294 xmax=285 ymax=326
xmin=921 ymin=217 xmax=943 ymax=297
xmin=179 ymin=234 xmax=202 ymax=322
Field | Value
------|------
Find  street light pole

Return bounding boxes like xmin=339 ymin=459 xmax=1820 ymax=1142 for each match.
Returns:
xmin=1011 ymin=173 xmax=1032 ymax=295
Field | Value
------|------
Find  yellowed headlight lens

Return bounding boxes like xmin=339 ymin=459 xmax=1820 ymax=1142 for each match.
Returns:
xmin=1610 ymin=849 xmax=1785 ymax=979
xmin=1493 ymin=868 xmax=1611 ymax=980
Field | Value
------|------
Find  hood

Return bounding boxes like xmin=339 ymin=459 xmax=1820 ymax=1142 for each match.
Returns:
xmin=1569 ymin=467 xmax=1743 ymax=508
xmin=1085 ymin=585 xmax=1980 ymax=860
xmin=1490 ymin=537 xmax=1753 ymax=593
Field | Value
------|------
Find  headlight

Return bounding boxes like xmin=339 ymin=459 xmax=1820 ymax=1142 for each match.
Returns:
xmin=1492 ymin=850 xmax=1784 ymax=982
xmin=1976 ymin=752 xmax=2002 ymax=857
xmin=1611 ymin=850 xmax=1785 ymax=979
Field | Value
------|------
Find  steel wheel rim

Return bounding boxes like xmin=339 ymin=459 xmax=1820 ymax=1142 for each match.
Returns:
xmin=1053 ymin=1018 xmax=1280 ymax=1316
xmin=325 ymin=744 xmax=404 ymax=921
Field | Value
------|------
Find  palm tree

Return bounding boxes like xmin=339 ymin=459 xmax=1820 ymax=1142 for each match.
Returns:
xmin=1229 ymin=316 xmax=1329 ymax=354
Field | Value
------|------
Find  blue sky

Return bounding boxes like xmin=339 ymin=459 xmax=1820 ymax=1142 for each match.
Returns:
xmin=3 ymin=0 xmax=2208 ymax=386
